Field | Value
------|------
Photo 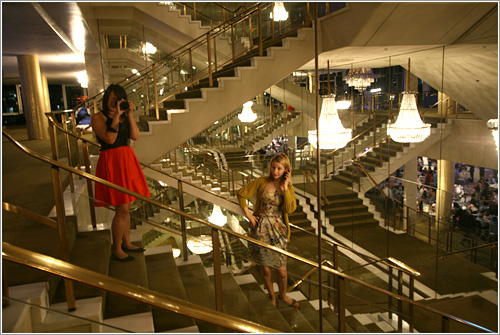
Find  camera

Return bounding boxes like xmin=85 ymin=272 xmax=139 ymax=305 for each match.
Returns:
xmin=119 ymin=100 xmax=130 ymax=111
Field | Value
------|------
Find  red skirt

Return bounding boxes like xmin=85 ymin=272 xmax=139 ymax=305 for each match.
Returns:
xmin=94 ymin=146 xmax=150 ymax=207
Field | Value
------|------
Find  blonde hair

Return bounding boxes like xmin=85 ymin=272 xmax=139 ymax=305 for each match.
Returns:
xmin=267 ymin=153 xmax=291 ymax=181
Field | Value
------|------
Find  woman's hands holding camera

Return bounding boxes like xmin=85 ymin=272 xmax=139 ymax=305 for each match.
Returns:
xmin=117 ymin=99 xmax=135 ymax=117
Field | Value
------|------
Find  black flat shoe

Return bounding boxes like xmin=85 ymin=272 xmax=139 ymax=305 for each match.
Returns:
xmin=122 ymin=246 xmax=145 ymax=253
xmin=111 ymin=254 xmax=135 ymax=262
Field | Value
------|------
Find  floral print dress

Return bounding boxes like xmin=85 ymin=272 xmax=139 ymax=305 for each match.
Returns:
xmin=249 ymin=190 xmax=288 ymax=268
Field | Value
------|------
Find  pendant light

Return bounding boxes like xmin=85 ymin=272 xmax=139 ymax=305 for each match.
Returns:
xmin=270 ymin=2 xmax=288 ymax=21
xmin=308 ymin=96 xmax=352 ymax=149
xmin=487 ymin=119 xmax=499 ymax=153
xmin=208 ymin=204 xmax=227 ymax=227
xmin=344 ymin=67 xmax=376 ymax=91
xmin=238 ymin=101 xmax=257 ymax=122
xmin=387 ymin=58 xmax=431 ymax=143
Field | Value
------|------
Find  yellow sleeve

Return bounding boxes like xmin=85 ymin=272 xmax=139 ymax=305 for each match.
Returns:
xmin=281 ymin=184 xmax=297 ymax=214
xmin=236 ymin=178 xmax=262 ymax=209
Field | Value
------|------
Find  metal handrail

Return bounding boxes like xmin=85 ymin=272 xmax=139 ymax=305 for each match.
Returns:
xmin=2 ymin=242 xmax=277 ymax=333
xmin=3 ymin=130 xmax=494 ymax=333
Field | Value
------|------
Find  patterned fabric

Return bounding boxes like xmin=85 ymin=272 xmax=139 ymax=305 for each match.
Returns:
xmin=249 ymin=191 xmax=288 ymax=268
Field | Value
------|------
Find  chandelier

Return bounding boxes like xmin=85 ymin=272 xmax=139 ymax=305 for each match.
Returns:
xmin=270 ymin=2 xmax=288 ymax=21
xmin=344 ymin=68 xmax=376 ymax=91
xmin=187 ymin=235 xmax=212 ymax=254
xmin=208 ymin=204 xmax=227 ymax=227
xmin=308 ymin=96 xmax=352 ymax=149
xmin=142 ymin=42 xmax=157 ymax=55
xmin=487 ymin=119 xmax=498 ymax=153
xmin=238 ymin=101 xmax=257 ymax=122
xmin=387 ymin=92 xmax=431 ymax=143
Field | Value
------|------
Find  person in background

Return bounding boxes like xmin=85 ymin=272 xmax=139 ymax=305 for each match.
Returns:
xmin=237 ymin=153 xmax=298 ymax=308
xmin=91 ymin=84 xmax=151 ymax=262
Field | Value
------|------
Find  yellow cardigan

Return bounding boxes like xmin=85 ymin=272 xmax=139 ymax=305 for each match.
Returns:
xmin=237 ymin=176 xmax=297 ymax=240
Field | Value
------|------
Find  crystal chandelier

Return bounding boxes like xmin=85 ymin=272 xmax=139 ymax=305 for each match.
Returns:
xmin=344 ymin=68 xmax=376 ymax=91
xmin=208 ymin=204 xmax=227 ymax=227
xmin=270 ymin=2 xmax=288 ymax=21
xmin=187 ymin=235 xmax=212 ymax=254
xmin=142 ymin=42 xmax=157 ymax=55
xmin=487 ymin=119 xmax=498 ymax=153
xmin=387 ymin=92 xmax=431 ymax=143
xmin=308 ymin=97 xmax=352 ymax=149
xmin=238 ymin=101 xmax=257 ymax=122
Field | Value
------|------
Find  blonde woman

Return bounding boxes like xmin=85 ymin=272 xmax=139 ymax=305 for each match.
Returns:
xmin=237 ymin=153 xmax=298 ymax=308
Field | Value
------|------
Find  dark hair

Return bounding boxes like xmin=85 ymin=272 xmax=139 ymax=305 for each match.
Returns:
xmin=102 ymin=84 xmax=128 ymax=116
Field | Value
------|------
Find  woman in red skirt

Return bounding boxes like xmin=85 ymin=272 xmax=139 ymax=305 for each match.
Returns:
xmin=91 ymin=84 xmax=150 ymax=262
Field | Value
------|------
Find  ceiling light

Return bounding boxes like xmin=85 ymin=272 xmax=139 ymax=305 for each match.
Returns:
xmin=77 ymin=70 xmax=88 ymax=88
xmin=344 ymin=68 xmax=376 ymax=91
xmin=487 ymin=119 xmax=498 ymax=153
xmin=208 ymin=205 xmax=227 ymax=227
xmin=387 ymin=92 xmax=431 ymax=143
xmin=270 ymin=2 xmax=288 ymax=21
xmin=308 ymin=97 xmax=352 ymax=149
xmin=142 ymin=42 xmax=157 ymax=54
xmin=187 ymin=235 xmax=212 ymax=254
xmin=238 ymin=101 xmax=257 ymax=123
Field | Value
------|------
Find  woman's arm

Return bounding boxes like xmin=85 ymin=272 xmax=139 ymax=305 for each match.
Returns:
xmin=282 ymin=184 xmax=297 ymax=214
xmin=126 ymin=100 xmax=140 ymax=141
xmin=91 ymin=113 xmax=120 ymax=145
xmin=237 ymin=178 xmax=262 ymax=227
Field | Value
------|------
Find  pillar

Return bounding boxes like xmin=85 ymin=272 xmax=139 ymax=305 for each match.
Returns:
xmin=17 ymin=55 xmax=50 ymax=140
xmin=404 ymin=157 xmax=418 ymax=233
xmin=436 ymin=159 xmax=455 ymax=245
xmin=42 ymin=76 xmax=52 ymax=115
xmin=437 ymin=92 xmax=450 ymax=118
xmin=84 ymin=52 xmax=109 ymax=100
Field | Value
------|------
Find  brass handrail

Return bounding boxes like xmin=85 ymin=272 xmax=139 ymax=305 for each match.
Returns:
xmin=3 ymin=130 xmax=494 ymax=333
xmin=2 ymin=242 xmax=277 ymax=333
xmin=45 ymin=114 xmax=240 ymax=205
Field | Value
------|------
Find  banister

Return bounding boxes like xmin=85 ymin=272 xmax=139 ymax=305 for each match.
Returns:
xmin=2 ymin=242 xmax=278 ymax=333
xmin=3 ymin=130 xmax=494 ymax=333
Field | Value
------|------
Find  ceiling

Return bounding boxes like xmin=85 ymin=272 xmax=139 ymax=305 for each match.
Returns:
xmin=2 ymin=2 xmax=497 ymax=121
xmin=2 ymin=2 xmax=96 ymax=85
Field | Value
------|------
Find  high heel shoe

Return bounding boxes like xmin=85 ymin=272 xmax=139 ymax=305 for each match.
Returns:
xmin=279 ymin=296 xmax=299 ymax=308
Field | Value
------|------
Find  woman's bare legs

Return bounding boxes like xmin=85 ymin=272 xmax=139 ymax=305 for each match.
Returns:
xmin=111 ymin=202 xmax=131 ymax=259
xmin=275 ymin=265 xmax=299 ymax=307
xmin=261 ymin=266 xmax=276 ymax=306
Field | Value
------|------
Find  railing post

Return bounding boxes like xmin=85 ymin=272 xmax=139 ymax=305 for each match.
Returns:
xmin=3 ymin=265 xmax=9 ymax=307
xmin=441 ymin=316 xmax=450 ymax=333
xmin=48 ymin=122 xmax=76 ymax=311
xmin=332 ymin=243 xmax=339 ymax=312
xmin=388 ymin=266 xmax=393 ymax=320
xmin=207 ymin=33 xmax=213 ymax=88
xmin=231 ymin=24 xmax=235 ymax=64
xmin=397 ymin=270 xmax=403 ymax=332
xmin=61 ymin=113 xmax=75 ymax=192
xmin=69 ymin=111 xmax=81 ymax=172
xmin=337 ymin=276 xmax=346 ymax=333
xmin=409 ymin=275 xmax=415 ymax=332
xmin=258 ymin=5 xmax=263 ymax=56
xmin=428 ymin=216 xmax=432 ymax=244
xmin=213 ymin=34 xmax=218 ymax=72
xmin=193 ymin=2 xmax=196 ymax=21
xmin=82 ymin=142 xmax=97 ymax=228
xmin=212 ymin=228 xmax=223 ymax=313
xmin=178 ymin=180 xmax=188 ymax=261
xmin=152 ymin=64 xmax=159 ymax=120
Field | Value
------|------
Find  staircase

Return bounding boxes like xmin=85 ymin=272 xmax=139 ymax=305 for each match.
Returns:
xmin=132 ymin=27 xmax=315 ymax=164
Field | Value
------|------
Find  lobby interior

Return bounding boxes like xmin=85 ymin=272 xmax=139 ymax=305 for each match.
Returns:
xmin=2 ymin=2 xmax=499 ymax=333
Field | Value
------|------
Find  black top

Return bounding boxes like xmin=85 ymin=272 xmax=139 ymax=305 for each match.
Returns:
xmin=97 ymin=113 xmax=130 ymax=151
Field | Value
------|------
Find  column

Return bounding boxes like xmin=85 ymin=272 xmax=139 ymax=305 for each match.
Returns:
xmin=437 ymin=92 xmax=450 ymax=118
xmin=17 ymin=55 xmax=50 ymax=140
xmin=436 ymin=159 xmax=455 ymax=246
xmin=404 ymin=157 xmax=418 ymax=233
xmin=84 ymin=52 xmax=109 ymax=100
